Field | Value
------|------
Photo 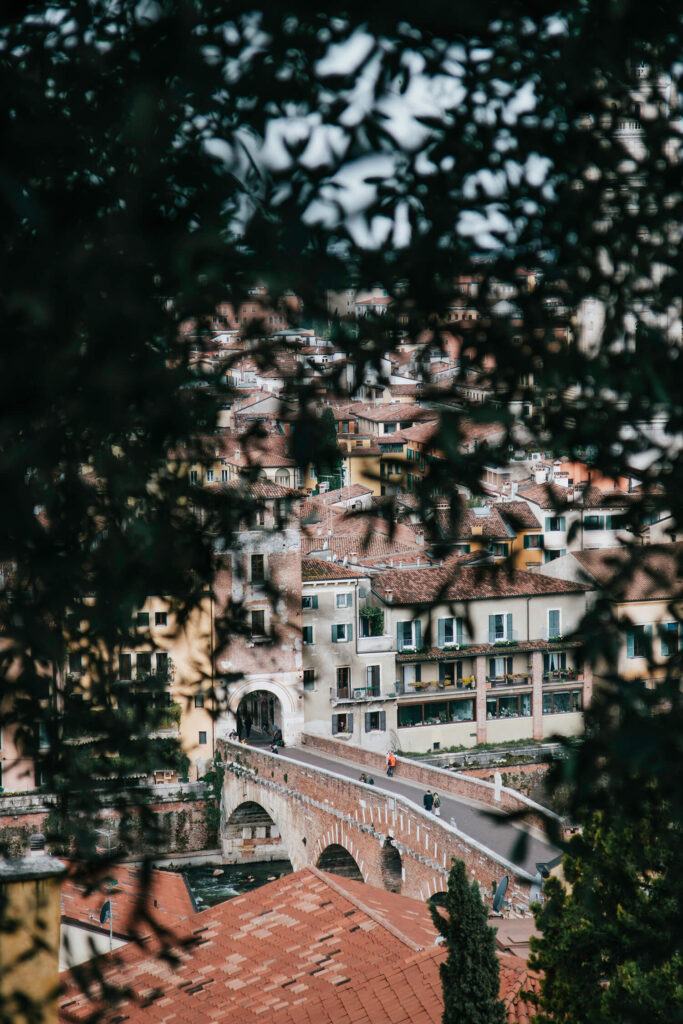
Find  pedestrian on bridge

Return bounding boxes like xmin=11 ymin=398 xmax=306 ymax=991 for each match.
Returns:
xmin=386 ymin=751 xmax=396 ymax=777
xmin=423 ymin=790 xmax=434 ymax=813
xmin=433 ymin=792 xmax=441 ymax=817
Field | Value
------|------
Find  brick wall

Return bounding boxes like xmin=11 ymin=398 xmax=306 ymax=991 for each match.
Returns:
xmin=0 ymin=786 xmax=215 ymax=858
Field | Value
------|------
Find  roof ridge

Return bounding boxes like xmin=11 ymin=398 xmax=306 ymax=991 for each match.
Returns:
xmin=306 ymin=866 xmax=427 ymax=952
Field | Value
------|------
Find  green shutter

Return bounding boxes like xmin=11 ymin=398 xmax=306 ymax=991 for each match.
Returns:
xmin=489 ymin=616 xmax=495 ymax=643
xmin=312 ymin=595 xmax=318 ymax=609
xmin=437 ymin=619 xmax=446 ymax=647
xmin=456 ymin=617 xmax=463 ymax=645
xmin=415 ymin=620 xmax=422 ymax=649
xmin=379 ymin=711 xmax=386 ymax=731
xmin=506 ymin=613 xmax=513 ymax=640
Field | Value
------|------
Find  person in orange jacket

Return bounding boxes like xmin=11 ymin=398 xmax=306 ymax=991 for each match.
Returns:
xmin=386 ymin=751 xmax=397 ymax=777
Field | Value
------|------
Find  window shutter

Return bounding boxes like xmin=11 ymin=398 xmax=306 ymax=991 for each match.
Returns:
xmin=331 ymin=625 xmax=337 ymax=643
xmin=549 ymin=609 xmax=560 ymax=637
xmin=359 ymin=587 xmax=367 ymax=598
xmin=489 ymin=615 xmax=495 ymax=643
xmin=312 ymin=595 xmax=318 ymax=609
xmin=415 ymin=620 xmax=421 ymax=649
xmin=559 ymin=516 xmax=566 ymax=530
xmin=627 ymin=631 xmax=635 ymax=658
xmin=437 ymin=619 xmax=445 ymax=647
xmin=543 ymin=653 xmax=549 ymax=672
xmin=645 ymin=624 xmax=653 ymax=639
xmin=348 ymin=623 xmax=353 ymax=641
xmin=397 ymin=621 xmax=405 ymax=650
xmin=365 ymin=713 xmax=372 ymax=732
xmin=332 ymin=717 xmax=339 ymax=735
xmin=456 ymin=617 xmax=463 ymax=644
xmin=506 ymin=613 xmax=513 ymax=640
xmin=507 ymin=657 xmax=513 ymax=674
xmin=545 ymin=518 xmax=552 ymax=531
xmin=379 ymin=711 xmax=386 ymax=731
xmin=489 ymin=658 xmax=495 ymax=677
xmin=347 ymin=713 xmax=354 ymax=733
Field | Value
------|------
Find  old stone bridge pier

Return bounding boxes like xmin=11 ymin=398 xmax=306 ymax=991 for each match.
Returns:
xmin=219 ymin=742 xmax=540 ymax=907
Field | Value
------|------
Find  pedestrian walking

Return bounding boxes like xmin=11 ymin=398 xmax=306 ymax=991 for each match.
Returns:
xmin=386 ymin=751 xmax=396 ymax=777
xmin=423 ymin=790 xmax=434 ymax=813
xmin=433 ymin=792 xmax=441 ymax=816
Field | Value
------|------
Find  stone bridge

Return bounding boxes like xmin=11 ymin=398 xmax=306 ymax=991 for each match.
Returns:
xmin=219 ymin=742 xmax=538 ymax=907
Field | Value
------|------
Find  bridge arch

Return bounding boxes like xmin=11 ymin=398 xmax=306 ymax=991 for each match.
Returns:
xmin=380 ymin=837 xmax=403 ymax=893
xmin=316 ymin=844 xmax=364 ymax=882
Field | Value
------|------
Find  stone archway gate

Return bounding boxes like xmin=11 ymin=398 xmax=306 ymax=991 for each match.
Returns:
xmin=219 ymin=743 xmax=535 ymax=905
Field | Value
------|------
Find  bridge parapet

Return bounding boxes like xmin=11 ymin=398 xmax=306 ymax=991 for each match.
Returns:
xmin=300 ymin=733 xmax=563 ymax=836
xmin=219 ymin=741 xmax=535 ymax=907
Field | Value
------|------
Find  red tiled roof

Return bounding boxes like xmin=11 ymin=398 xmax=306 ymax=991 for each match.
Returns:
xmin=60 ymin=863 xmax=194 ymax=940
xmin=302 ymin=535 xmax=417 ymax=559
xmin=315 ymin=483 xmax=373 ymax=504
xmin=58 ymin=867 xmax=537 ymax=1024
xmin=302 ymin=558 xmax=368 ymax=581
xmin=570 ymin=543 xmax=683 ymax=602
xmin=434 ymin=503 xmax=511 ymax=542
xmin=372 ymin=565 xmax=591 ymax=604
xmin=350 ymin=403 xmax=437 ymax=424
xmin=496 ymin=502 xmax=542 ymax=531
xmin=518 ymin=483 xmax=635 ymax=511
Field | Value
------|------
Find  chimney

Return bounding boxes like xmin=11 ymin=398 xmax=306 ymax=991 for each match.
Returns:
xmin=0 ymin=837 xmax=65 ymax=1024
xmin=385 ymin=589 xmax=393 ymax=602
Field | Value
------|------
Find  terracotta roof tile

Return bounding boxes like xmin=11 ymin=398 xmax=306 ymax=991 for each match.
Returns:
xmin=302 ymin=559 xmax=367 ymax=581
xmin=372 ymin=565 xmax=591 ymax=604
xmin=570 ymin=543 xmax=683 ymax=602
xmin=59 ymin=867 xmax=536 ymax=1024
xmin=496 ymin=502 xmax=542 ymax=531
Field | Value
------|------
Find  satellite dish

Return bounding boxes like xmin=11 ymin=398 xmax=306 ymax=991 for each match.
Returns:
xmin=492 ymin=875 xmax=509 ymax=914
xmin=100 ymin=900 xmax=111 ymax=924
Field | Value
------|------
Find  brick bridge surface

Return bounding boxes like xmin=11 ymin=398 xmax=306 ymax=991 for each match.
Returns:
xmin=219 ymin=741 xmax=542 ymax=907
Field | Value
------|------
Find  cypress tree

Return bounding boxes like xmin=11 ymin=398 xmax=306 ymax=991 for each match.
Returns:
xmin=430 ymin=858 xmax=507 ymax=1024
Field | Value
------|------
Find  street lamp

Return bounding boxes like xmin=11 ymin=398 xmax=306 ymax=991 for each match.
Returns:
xmin=95 ymin=828 xmax=117 ymax=953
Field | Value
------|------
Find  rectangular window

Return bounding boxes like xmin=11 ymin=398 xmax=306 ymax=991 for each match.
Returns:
xmin=548 ymin=609 xmax=561 ymax=639
xmin=206 ymin=469 xmax=215 ymax=483
xmin=523 ymin=534 xmax=543 ymax=548
xmin=661 ymin=622 xmax=680 ymax=658
xmin=199 ymin=731 xmax=207 ymax=745
xmin=302 ymin=625 xmax=313 ymax=645
xmin=136 ymin=612 xmax=150 ymax=628
xmin=542 ymin=689 xmax=583 ymax=714
xmin=221 ymin=469 xmax=229 ymax=482
xmin=488 ymin=613 xmax=513 ymax=643
xmin=251 ymin=609 xmax=266 ymax=636
xmin=303 ymin=669 xmax=315 ymax=690
xmin=397 ymin=619 xmax=421 ymax=651
xmin=627 ymin=624 xmax=652 ymax=658
xmin=543 ymin=651 xmax=567 ymax=677
xmin=194 ymin=694 xmax=204 ymax=708
xmin=336 ymin=593 xmax=353 ymax=608
xmin=155 ymin=611 xmax=168 ymax=627
xmin=68 ymin=651 xmax=83 ymax=675
xmin=336 ymin=667 xmax=350 ymax=695
xmin=486 ymin=694 xmax=531 ymax=719
xmin=583 ymin=514 xmax=604 ymax=530
xmin=438 ymin=617 xmax=464 ymax=647
xmin=302 ymin=595 xmax=318 ymax=610
xmin=332 ymin=623 xmax=353 ymax=643
xmin=397 ymin=698 xmax=475 ymax=728
xmin=366 ymin=665 xmax=380 ymax=695
xmin=332 ymin=713 xmax=354 ymax=735
xmin=605 ymin=514 xmax=626 ymax=530
xmin=364 ymin=710 xmax=386 ymax=732
xmin=384 ymin=423 xmax=396 ymax=433
xmin=544 ymin=549 xmax=566 ymax=562
xmin=189 ymin=469 xmax=198 ymax=485
xmin=251 ymin=554 xmax=265 ymax=583
xmin=119 ymin=653 xmax=132 ymax=678
xmin=155 ymin=652 xmax=169 ymax=676
xmin=490 ymin=542 xmax=508 ymax=557
xmin=136 ymin=652 xmax=152 ymax=677
xmin=545 ymin=516 xmax=566 ymax=531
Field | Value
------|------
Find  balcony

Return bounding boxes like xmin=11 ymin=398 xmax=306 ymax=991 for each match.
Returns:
xmin=399 ymin=677 xmax=476 ymax=696
xmin=486 ymin=673 xmax=530 ymax=690
xmin=357 ymin=634 xmax=394 ymax=654
xmin=330 ymin=686 xmax=383 ymax=702
xmin=542 ymin=671 xmax=583 ymax=685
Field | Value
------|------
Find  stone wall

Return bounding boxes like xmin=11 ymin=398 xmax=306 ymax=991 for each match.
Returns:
xmin=299 ymin=732 xmax=562 ymax=835
xmin=0 ymin=784 xmax=215 ymax=858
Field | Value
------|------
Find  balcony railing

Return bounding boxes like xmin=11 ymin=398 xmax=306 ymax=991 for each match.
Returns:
xmin=542 ymin=671 xmax=583 ymax=684
xmin=330 ymin=685 xmax=382 ymax=701
xmin=486 ymin=673 xmax=531 ymax=689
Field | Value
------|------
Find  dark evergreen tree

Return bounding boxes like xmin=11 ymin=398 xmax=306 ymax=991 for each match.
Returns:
xmin=429 ymin=859 xmax=506 ymax=1024
xmin=315 ymin=406 xmax=343 ymax=492
xmin=528 ymin=800 xmax=683 ymax=1024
